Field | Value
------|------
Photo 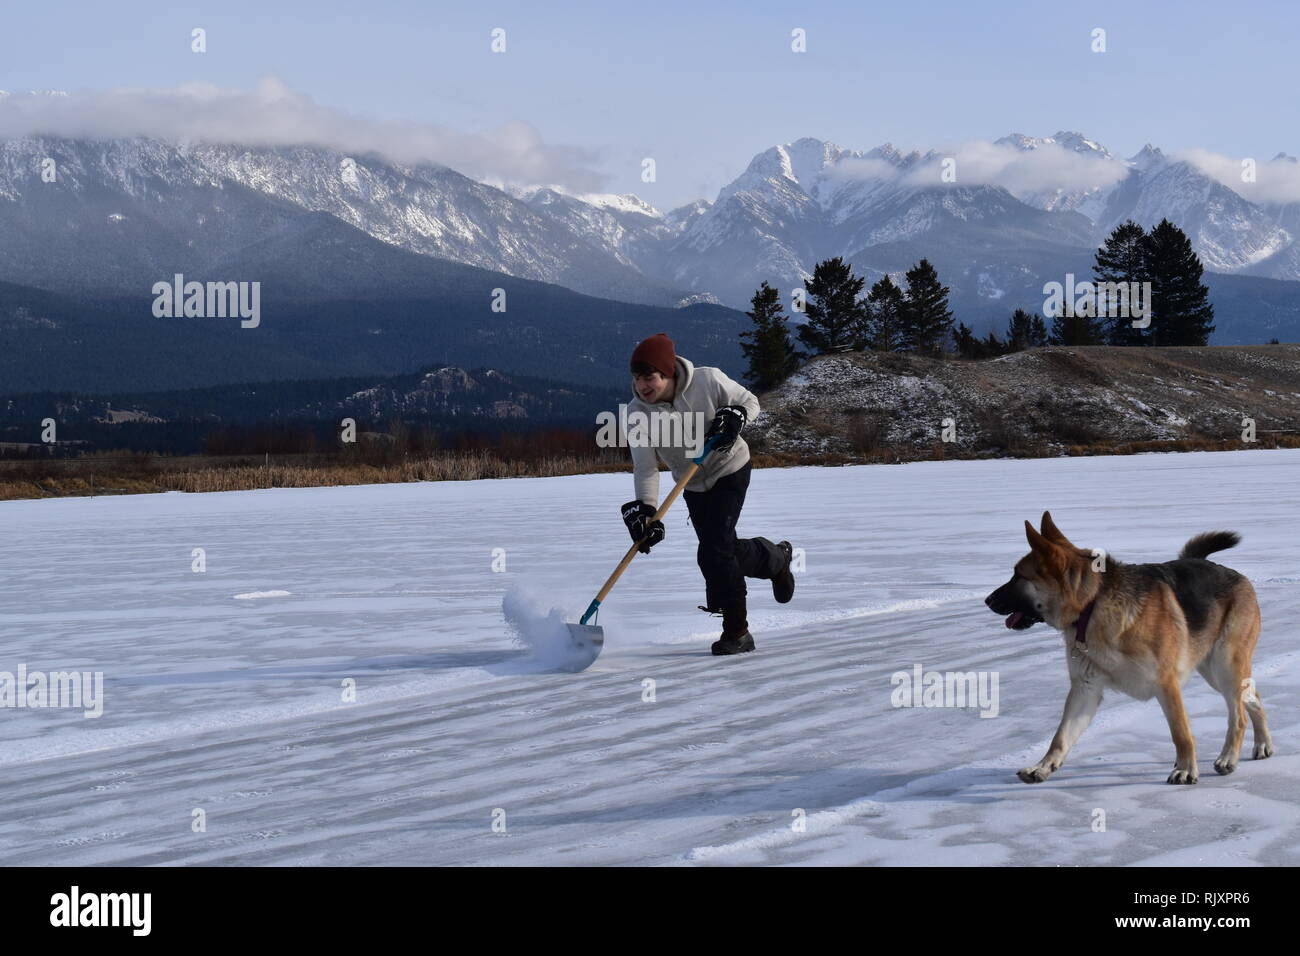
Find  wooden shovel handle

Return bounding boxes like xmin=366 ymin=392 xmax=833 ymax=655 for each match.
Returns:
xmin=592 ymin=460 xmax=701 ymax=605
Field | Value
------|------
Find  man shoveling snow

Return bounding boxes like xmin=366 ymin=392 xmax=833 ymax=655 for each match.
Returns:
xmin=621 ymin=332 xmax=795 ymax=655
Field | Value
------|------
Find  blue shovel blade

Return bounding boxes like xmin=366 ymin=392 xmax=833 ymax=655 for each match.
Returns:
xmin=562 ymin=624 xmax=604 ymax=672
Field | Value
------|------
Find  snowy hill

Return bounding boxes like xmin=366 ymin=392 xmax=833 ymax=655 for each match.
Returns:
xmin=1 ymin=450 xmax=1296 ymax=864
xmin=748 ymin=344 xmax=1300 ymax=459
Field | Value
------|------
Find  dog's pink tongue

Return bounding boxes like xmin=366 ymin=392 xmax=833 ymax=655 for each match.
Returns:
xmin=1005 ymin=612 xmax=1023 ymax=628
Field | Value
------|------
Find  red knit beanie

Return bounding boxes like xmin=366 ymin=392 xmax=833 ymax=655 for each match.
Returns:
xmin=630 ymin=332 xmax=676 ymax=378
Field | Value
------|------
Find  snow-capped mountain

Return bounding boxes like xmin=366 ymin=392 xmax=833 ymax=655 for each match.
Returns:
xmin=625 ymin=136 xmax=1098 ymax=312
xmin=993 ymin=130 xmax=1115 ymax=218
xmin=616 ymin=133 xmax=1300 ymax=326
xmin=1 ymin=129 xmax=1298 ymax=337
xmin=516 ymin=185 xmax=677 ymax=275
xmin=647 ymin=139 xmax=850 ymax=305
xmin=1105 ymin=157 xmax=1290 ymax=271
xmin=190 ymin=143 xmax=693 ymax=302
xmin=0 ymin=136 xmax=701 ymax=307
xmin=998 ymin=131 xmax=1111 ymax=156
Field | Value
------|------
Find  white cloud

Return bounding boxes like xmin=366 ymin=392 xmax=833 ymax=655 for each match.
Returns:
xmin=809 ymin=138 xmax=1128 ymax=202
xmin=0 ymin=76 xmax=607 ymax=192
xmin=1180 ymin=148 xmax=1300 ymax=205
xmin=897 ymin=140 xmax=1128 ymax=195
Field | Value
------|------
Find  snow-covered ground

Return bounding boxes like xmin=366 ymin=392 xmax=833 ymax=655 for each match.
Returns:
xmin=1 ymin=450 xmax=1297 ymax=866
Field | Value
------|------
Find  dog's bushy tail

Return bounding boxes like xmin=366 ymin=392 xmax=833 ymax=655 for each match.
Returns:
xmin=1180 ymin=531 xmax=1241 ymax=560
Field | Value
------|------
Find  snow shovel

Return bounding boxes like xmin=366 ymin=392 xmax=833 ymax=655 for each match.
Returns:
xmin=564 ymin=434 xmax=721 ymax=670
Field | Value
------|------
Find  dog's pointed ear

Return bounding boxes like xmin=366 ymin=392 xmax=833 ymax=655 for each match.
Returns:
xmin=1025 ymin=519 xmax=1047 ymax=550
xmin=1040 ymin=511 xmax=1073 ymax=547
xmin=1025 ymin=520 xmax=1066 ymax=565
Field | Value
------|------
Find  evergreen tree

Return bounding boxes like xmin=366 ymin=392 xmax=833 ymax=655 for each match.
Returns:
xmin=900 ymin=258 xmax=954 ymax=357
xmin=1030 ymin=314 xmax=1049 ymax=347
xmin=796 ymin=257 xmax=869 ymax=354
xmin=1005 ymin=308 xmax=1038 ymax=352
xmin=953 ymin=322 xmax=979 ymax=359
xmin=1094 ymin=220 xmax=1151 ymax=346
xmin=865 ymin=275 xmax=908 ymax=352
xmin=1047 ymin=297 xmax=1107 ymax=345
xmin=1143 ymin=218 xmax=1215 ymax=345
xmin=739 ymin=281 xmax=800 ymax=391
xmin=982 ymin=330 xmax=1007 ymax=357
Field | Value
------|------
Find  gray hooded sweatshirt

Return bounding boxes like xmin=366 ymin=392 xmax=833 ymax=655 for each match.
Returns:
xmin=626 ymin=355 xmax=760 ymax=505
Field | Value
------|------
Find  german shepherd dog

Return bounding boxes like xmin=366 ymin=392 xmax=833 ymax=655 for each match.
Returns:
xmin=985 ymin=512 xmax=1274 ymax=784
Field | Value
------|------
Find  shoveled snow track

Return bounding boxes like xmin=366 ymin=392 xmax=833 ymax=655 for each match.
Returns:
xmin=1 ymin=452 xmax=1298 ymax=865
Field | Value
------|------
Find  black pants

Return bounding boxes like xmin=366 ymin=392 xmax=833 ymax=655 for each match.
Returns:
xmin=683 ymin=461 xmax=784 ymax=611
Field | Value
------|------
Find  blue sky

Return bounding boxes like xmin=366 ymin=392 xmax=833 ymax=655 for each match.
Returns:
xmin=2 ymin=0 xmax=1296 ymax=209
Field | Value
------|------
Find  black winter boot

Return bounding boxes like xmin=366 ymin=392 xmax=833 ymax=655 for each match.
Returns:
xmin=711 ymin=599 xmax=755 ymax=655
xmin=772 ymin=541 xmax=795 ymax=604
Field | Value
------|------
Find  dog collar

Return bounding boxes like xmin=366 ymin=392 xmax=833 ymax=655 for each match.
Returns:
xmin=1074 ymin=599 xmax=1097 ymax=644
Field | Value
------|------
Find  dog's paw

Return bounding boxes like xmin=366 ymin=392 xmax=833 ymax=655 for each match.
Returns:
xmin=1167 ymin=768 xmax=1199 ymax=785
xmin=1253 ymin=741 xmax=1274 ymax=760
xmin=1214 ymin=756 xmax=1238 ymax=776
xmin=1017 ymin=766 xmax=1051 ymax=784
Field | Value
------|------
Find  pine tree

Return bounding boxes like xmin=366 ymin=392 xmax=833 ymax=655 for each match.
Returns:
xmin=953 ymin=322 xmax=979 ymax=359
xmin=1047 ymin=297 xmax=1107 ymax=345
xmin=982 ymin=329 xmax=1007 ymax=357
xmin=1144 ymin=218 xmax=1215 ymax=346
xmin=1094 ymin=220 xmax=1150 ymax=346
xmin=1029 ymin=314 xmax=1049 ymax=347
xmin=739 ymin=281 xmax=800 ymax=390
xmin=865 ymin=275 xmax=907 ymax=352
xmin=901 ymin=258 xmax=954 ymax=357
xmin=796 ymin=257 xmax=869 ymax=354
xmin=1005 ymin=308 xmax=1037 ymax=352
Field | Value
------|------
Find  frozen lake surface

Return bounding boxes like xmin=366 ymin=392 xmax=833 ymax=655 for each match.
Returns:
xmin=1 ymin=450 xmax=1296 ymax=865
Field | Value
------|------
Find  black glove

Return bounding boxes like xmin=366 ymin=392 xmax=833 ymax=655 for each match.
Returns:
xmin=621 ymin=500 xmax=665 ymax=553
xmin=705 ymin=405 xmax=746 ymax=453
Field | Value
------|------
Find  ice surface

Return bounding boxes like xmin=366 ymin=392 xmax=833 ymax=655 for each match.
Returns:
xmin=0 ymin=451 xmax=1296 ymax=865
